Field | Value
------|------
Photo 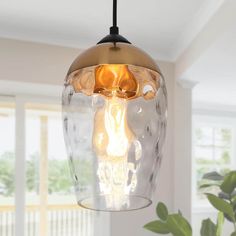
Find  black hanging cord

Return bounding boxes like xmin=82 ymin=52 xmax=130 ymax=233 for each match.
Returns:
xmin=113 ymin=0 xmax=117 ymax=27
xmin=97 ymin=0 xmax=131 ymax=44
xmin=110 ymin=0 xmax=119 ymax=34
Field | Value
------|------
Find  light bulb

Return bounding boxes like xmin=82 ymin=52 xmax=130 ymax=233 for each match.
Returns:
xmin=93 ymin=96 xmax=132 ymax=159
xmin=92 ymin=65 xmax=142 ymax=210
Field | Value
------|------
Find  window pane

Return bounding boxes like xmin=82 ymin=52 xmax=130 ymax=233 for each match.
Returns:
xmin=195 ymin=147 xmax=213 ymax=163
xmin=215 ymin=127 xmax=232 ymax=148
xmin=25 ymin=103 xmax=95 ymax=236
xmin=194 ymin=126 xmax=213 ymax=146
xmin=0 ymin=105 xmax=15 ymax=200
xmin=193 ymin=118 xmax=233 ymax=205
xmin=0 ymin=101 xmax=15 ymax=235
xmin=48 ymin=114 xmax=74 ymax=204
xmin=26 ymin=111 xmax=40 ymax=205
xmin=196 ymin=166 xmax=213 ymax=199
xmin=214 ymin=148 xmax=231 ymax=164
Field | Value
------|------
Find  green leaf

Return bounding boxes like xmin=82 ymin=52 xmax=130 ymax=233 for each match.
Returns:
xmin=203 ymin=172 xmax=224 ymax=181
xmin=232 ymin=190 xmax=236 ymax=198
xmin=206 ymin=193 xmax=235 ymax=221
xmin=220 ymin=171 xmax=236 ymax=195
xmin=224 ymin=213 xmax=235 ymax=223
xmin=143 ymin=220 xmax=170 ymax=234
xmin=166 ymin=214 xmax=192 ymax=236
xmin=200 ymin=183 xmax=220 ymax=189
xmin=218 ymin=191 xmax=230 ymax=200
xmin=232 ymin=195 xmax=236 ymax=205
xmin=156 ymin=202 xmax=168 ymax=221
xmin=200 ymin=218 xmax=216 ymax=236
xmin=216 ymin=212 xmax=224 ymax=236
xmin=231 ymin=232 xmax=236 ymax=236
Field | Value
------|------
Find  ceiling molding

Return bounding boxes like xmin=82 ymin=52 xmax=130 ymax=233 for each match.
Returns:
xmin=177 ymin=79 xmax=198 ymax=89
xmin=171 ymin=0 xmax=226 ymax=61
xmin=175 ymin=0 xmax=236 ymax=80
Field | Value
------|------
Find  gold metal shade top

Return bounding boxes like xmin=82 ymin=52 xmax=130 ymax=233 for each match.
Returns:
xmin=67 ymin=43 xmax=161 ymax=75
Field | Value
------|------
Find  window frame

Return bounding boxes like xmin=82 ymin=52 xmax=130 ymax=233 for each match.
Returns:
xmin=192 ymin=112 xmax=236 ymax=211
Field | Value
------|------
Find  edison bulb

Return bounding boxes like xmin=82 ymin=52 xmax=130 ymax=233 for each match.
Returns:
xmin=93 ymin=96 xmax=133 ymax=159
xmin=92 ymin=95 xmax=141 ymax=209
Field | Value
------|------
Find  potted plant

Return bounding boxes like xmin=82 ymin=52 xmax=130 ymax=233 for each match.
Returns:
xmin=144 ymin=170 xmax=236 ymax=236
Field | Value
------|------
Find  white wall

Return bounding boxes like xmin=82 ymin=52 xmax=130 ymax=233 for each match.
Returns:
xmin=173 ymin=80 xmax=194 ymax=221
xmin=0 ymin=38 xmax=178 ymax=236
xmin=0 ymin=38 xmax=78 ymax=86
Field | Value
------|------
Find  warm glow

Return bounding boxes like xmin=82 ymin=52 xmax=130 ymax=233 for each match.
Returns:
xmin=93 ymin=96 xmax=133 ymax=159
xmin=92 ymin=65 xmax=142 ymax=210
xmin=93 ymin=95 xmax=141 ymax=209
xmin=71 ymin=64 xmax=159 ymax=101
xmin=95 ymin=64 xmax=138 ymax=99
xmin=93 ymin=65 xmax=137 ymax=161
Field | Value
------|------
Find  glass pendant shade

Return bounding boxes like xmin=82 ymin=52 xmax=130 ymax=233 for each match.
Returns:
xmin=62 ymin=42 xmax=167 ymax=211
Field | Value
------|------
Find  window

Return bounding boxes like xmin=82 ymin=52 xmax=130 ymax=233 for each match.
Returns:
xmin=192 ymin=114 xmax=235 ymax=207
xmin=0 ymin=88 xmax=109 ymax=236
xmin=25 ymin=103 xmax=84 ymax=236
xmin=0 ymin=100 xmax=15 ymax=201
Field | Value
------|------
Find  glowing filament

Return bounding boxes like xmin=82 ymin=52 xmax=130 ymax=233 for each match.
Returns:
xmin=92 ymin=66 xmax=143 ymax=209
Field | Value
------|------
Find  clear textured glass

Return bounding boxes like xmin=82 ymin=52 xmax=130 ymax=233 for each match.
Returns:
xmin=62 ymin=64 xmax=167 ymax=211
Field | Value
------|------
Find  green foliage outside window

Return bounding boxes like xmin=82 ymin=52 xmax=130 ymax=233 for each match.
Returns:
xmin=0 ymin=152 xmax=14 ymax=196
xmin=0 ymin=151 xmax=87 ymax=197
xmin=194 ymin=126 xmax=232 ymax=200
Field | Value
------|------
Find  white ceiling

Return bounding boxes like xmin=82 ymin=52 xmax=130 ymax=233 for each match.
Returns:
xmin=0 ymin=0 xmax=219 ymax=61
xmin=189 ymin=25 xmax=236 ymax=107
xmin=1 ymin=0 xmax=235 ymax=108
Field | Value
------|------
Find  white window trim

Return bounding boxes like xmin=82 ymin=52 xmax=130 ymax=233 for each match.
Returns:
xmin=15 ymin=96 xmax=26 ymax=236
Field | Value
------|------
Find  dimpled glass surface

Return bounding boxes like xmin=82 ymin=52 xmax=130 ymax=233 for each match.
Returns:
xmin=62 ymin=64 xmax=167 ymax=211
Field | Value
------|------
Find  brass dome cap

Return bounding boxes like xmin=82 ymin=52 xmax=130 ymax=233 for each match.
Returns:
xmin=67 ymin=43 xmax=161 ymax=75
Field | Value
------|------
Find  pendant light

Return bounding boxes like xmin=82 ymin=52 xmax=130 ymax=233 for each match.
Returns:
xmin=62 ymin=0 xmax=167 ymax=211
